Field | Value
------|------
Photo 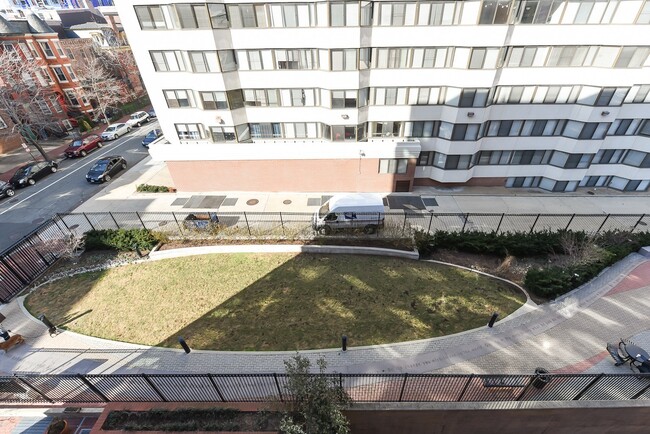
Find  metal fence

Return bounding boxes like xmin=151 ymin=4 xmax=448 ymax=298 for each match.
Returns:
xmin=2 ymin=211 xmax=649 ymax=303
xmin=1 ymin=373 xmax=649 ymax=404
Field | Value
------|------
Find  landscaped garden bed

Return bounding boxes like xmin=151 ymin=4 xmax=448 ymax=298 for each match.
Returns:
xmin=101 ymin=408 xmax=282 ymax=432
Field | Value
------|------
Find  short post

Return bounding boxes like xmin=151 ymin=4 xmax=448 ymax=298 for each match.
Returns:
xmin=342 ymin=335 xmax=347 ymax=352
xmin=488 ymin=312 xmax=499 ymax=328
xmin=38 ymin=314 xmax=57 ymax=335
xmin=178 ymin=336 xmax=191 ymax=354
xmin=133 ymin=244 xmax=144 ymax=258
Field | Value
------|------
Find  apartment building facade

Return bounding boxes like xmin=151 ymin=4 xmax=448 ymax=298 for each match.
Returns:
xmin=0 ymin=13 xmax=93 ymax=152
xmin=118 ymin=0 xmax=650 ymax=193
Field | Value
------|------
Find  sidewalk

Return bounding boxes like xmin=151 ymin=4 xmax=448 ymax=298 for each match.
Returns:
xmin=71 ymin=155 xmax=650 ymax=216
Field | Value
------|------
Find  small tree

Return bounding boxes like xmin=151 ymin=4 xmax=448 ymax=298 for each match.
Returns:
xmin=281 ymin=355 xmax=351 ymax=434
xmin=77 ymin=57 xmax=128 ymax=124
xmin=0 ymin=46 xmax=62 ymax=160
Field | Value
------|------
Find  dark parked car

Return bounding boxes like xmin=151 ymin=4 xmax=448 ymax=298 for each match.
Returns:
xmin=10 ymin=161 xmax=58 ymax=187
xmin=64 ymin=134 xmax=103 ymax=158
xmin=147 ymin=109 xmax=156 ymax=119
xmin=86 ymin=156 xmax=127 ymax=183
xmin=0 ymin=180 xmax=15 ymax=199
xmin=142 ymin=129 xmax=163 ymax=148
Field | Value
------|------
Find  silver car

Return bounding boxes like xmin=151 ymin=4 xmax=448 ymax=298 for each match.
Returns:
xmin=100 ymin=123 xmax=131 ymax=141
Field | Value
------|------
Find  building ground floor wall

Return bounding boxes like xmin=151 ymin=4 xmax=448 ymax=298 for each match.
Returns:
xmin=167 ymin=158 xmax=417 ymax=192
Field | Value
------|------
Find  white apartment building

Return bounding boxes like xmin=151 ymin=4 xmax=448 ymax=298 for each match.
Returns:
xmin=117 ymin=0 xmax=650 ymax=193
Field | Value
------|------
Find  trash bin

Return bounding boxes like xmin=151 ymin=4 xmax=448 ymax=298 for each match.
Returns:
xmin=532 ymin=367 xmax=550 ymax=389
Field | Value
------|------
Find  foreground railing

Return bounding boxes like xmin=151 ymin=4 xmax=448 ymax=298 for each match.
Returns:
xmin=1 ymin=372 xmax=649 ymax=404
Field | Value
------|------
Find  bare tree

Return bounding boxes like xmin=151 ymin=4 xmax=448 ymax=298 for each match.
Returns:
xmin=95 ymin=46 xmax=142 ymax=95
xmin=0 ymin=46 xmax=64 ymax=160
xmin=76 ymin=56 xmax=129 ymax=124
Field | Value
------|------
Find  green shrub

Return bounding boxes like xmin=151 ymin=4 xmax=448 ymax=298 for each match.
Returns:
xmin=136 ymin=184 xmax=175 ymax=193
xmin=414 ymin=230 xmax=436 ymax=257
xmin=428 ymin=230 xmax=566 ymax=257
xmin=85 ymin=229 xmax=160 ymax=252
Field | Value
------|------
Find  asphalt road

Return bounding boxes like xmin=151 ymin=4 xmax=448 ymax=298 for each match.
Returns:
xmin=0 ymin=121 xmax=159 ymax=252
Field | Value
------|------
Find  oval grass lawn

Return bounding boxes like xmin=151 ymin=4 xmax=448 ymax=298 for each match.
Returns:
xmin=25 ymin=253 xmax=526 ymax=351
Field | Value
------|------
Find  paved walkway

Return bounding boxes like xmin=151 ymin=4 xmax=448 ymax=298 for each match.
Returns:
xmin=1 ymin=246 xmax=649 ymax=376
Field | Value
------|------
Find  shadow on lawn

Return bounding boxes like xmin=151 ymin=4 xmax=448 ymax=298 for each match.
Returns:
xmin=152 ymin=253 xmax=525 ymax=352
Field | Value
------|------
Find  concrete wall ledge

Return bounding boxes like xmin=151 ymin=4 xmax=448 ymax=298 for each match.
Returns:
xmin=149 ymin=244 xmax=419 ymax=261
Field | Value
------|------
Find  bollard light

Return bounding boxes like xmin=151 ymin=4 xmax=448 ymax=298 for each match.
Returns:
xmin=342 ymin=335 xmax=347 ymax=352
xmin=38 ymin=314 xmax=57 ymax=335
xmin=488 ymin=312 xmax=499 ymax=328
xmin=178 ymin=336 xmax=191 ymax=354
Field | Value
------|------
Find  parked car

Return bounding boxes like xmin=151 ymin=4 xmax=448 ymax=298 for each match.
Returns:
xmin=147 ymin=109 xmax=157 ymax=119
xmin=64 ymin=134 xmax=103 ymax=158
xmin=0 ymin=180 xmax=15 ymax=199
xmin=86 ymin=156 xmax=127 ymax=183
xmin=9 ymin=161 xmax=58 ymax=187
xmin=126 ymin=111 xmax=150 ymax=127
xmin=141 ymin=129 xmax=163 ymax=148
xmin=101 ymin=123 xmax=131 ymax=141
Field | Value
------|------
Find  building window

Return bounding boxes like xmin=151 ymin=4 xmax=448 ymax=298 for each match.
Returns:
xmin=37 ymin=98 xmax=51 ymax=115
xmin=38 ymin=41 xmax=55 ymax=58
xmin=275 ymin=49 xmax=315 ymax=70
xmin=175 ymin=123 xmax=203 ymax=139
xmin=210 ymin=126 xmax=236 ymax=142
xmin=151 ymin=50 xmax=186 ymax=72
xmin=331 ymin=90 xmax=357 ymax=108
xmin=379 ymin=159 xmax=408 ymax=174
xmin=218 ymin=50 xmax=237 ymax=72
xmin=65 ymin=48 xmax=74 ymax=59
xmin=53 ymin=41 xmax=65 ymax=57
xmin=49 ymin=95 xmax=63 ymax=113
xmin=0 ymin=116 xmax=7 ymax=129
xmin=65 ymin=90 xmax=79 ymax=106
xmin=17 ymin=42 xmax=32 ymax=59
xmin=208 ymin=4 xmax=229 ymax=28
xmin=175 ymin=3 xmax=212 ymax=28
xmin=188 ymin=51 xmax=220 ymax=72
xmin=200 ymin=91 xmax=228 ymax=109
xmin=164 ymin=90 xmax=195 ymax=108
xmin=135 ymin=5 xmax=167 ymax=29
xmin=52 ymin=66 xmax=67 ymax=82
xmin=479 ymin=0 xmax=513 ymax=24
xmin=64 ymin=65 xmax=76 ymax=81
xmin=250 ymin=123 xmax=282 ymax=138
xmin=331 ymin=49 xmax=357 ymax=71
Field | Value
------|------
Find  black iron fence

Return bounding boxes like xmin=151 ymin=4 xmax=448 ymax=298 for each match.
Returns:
xmin=1 ymin=373 xmax=649 ymax=404
xmin=2 ymin=211 xmax=649 ymax=303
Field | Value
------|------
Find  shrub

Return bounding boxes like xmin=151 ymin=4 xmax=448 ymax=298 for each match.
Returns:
xmin=427 ymin=230 xmax=566 ymax=257
xmin=136 ymin=184 xmax=176 ymax=193
xmin=85 ymin=229 xmax=161 ymax=252
xmin=414 ymin=230 xmax=436 ymax=257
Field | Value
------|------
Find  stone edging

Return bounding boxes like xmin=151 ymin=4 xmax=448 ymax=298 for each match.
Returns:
xmin=148 ymin=244 xmax=420 ymax=261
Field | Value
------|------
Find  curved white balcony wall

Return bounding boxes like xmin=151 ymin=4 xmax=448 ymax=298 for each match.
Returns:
xmin=509 ymin=25 xmax=647 ymax=46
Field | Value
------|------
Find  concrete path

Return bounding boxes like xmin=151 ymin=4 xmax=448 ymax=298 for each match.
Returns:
xmin=1 ymin=247 xmax=649 ymax=377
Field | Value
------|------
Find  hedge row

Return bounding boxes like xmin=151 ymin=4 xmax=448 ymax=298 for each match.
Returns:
xmin=85 ymin=229 xmax=161 ymax=252
xmin=136 ymin=184 xmax=176 ymax=193
xmin=414 ymin=230 xmax=574 ymax=258
xmin=416 ymin=230 xmax=650 ymax=299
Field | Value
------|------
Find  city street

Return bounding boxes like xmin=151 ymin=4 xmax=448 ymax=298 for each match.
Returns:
xmin=0 ymin=121 xmax=158 ymax=251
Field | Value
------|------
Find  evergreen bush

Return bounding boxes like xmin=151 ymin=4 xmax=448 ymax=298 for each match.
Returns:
xmin=85 ymin=229 xmax=160 ymax=252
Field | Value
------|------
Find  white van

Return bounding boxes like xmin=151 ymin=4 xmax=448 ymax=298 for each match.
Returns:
xmin=312 ymin=193 xmax=385 ymax=235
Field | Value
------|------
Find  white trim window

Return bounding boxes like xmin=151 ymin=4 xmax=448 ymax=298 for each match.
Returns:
xmin=150 ymin=50 xmax=186 ymax=72
xmin=49 ymin=95 xmax=63 ymax=113
xmin=0 ymin=115 xmax=7 ymax=129
xmin=64 ymin=65 xmax=77 ymax=81
xmin=17 ymin=42 xmax=32 ymax=59
xmin=26 ymin=41 xmax=40 ymax=59
xmin=175 ymin=123 xmax=204 ymax=139
xmin=51 ymin=66 xmax=68 ymax=83
xmin=53 ymin=40 xmax=65 ymax=57
xmin=38 ymin=41 xmax=55 ymax=58
xmin=37 ymin=98 xmax=51 ymax=115
xmin=65 ymin=89 xmax=80 ymax=106
xmin=164 ymin=89 xmax=195 ymax=108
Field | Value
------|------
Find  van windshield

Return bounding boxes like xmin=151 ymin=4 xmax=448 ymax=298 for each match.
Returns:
xmin=318 ymin=202 xmax=329 ymax=218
